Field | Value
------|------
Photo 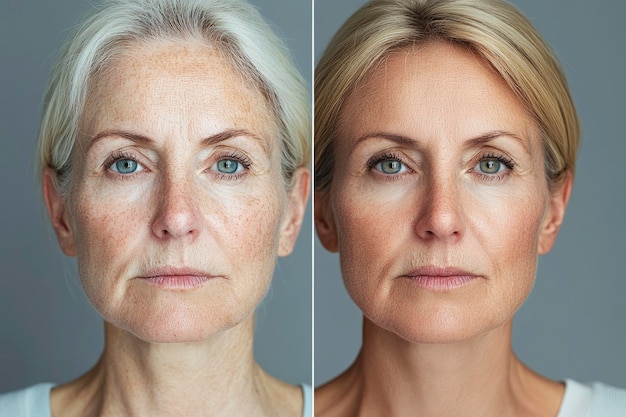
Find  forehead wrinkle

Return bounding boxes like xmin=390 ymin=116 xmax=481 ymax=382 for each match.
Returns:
xmin=82 ymin=40 xmax=278 ymax=156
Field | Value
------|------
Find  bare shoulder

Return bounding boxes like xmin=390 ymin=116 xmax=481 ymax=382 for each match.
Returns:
xmin=512 ymin=363 xmax=566 ymax=417
xmin=49 ymin=370 xmax=101 ymax=417
xmin=257 ymin=371 xmax=305 ymax=417
xmin=315 ymin=368 xmax=361 ymax=417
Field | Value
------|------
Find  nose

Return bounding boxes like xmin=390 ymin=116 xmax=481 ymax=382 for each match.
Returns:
xmin=415 ymin=175 xmax=464 ymax=243
xmin=151 ymin=176 xmax=201 ymax=241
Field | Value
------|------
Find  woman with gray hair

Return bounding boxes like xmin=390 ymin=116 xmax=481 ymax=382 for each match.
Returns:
xmin=314 ymin=0 xmax=626 ymax=416
xmin=0 ymin=0 xmax=311 ymax=416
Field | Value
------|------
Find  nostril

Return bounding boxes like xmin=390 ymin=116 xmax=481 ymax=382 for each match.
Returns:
xmin=151 ymin=195 xmax=200 ymax=240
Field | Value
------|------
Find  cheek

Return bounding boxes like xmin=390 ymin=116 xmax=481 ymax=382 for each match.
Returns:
xmin=69 ymin=184 xmax=149 ymax=305
xmin=71 ymin=179 xmax=285 ymax=261
xmin=330 ymin=176 xmax=550 ymax=343
xmin=332 ymin=182 xmax=407 ymax=305
xmin=69 ymin=178 xmax=285 ymax=312
xmin=465 ymin=186 xmax=548 ymax=329
xmin=221 ymin=190 xmax=285 ymax=268
xmin=475 ymin=188 xmax=545 ymax=281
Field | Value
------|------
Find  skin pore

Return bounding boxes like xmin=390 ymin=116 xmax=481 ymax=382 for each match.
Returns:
xmin=315 ymin=42 xmax=571 ymax=417
xmin=43 ymin=39 xmax=309 ymax=417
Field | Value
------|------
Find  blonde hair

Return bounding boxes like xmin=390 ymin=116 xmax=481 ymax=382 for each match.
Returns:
xmin=38 ymin=0 xmax=310 ymax=196
xmin=315 ymin=0 xmax=579 ymax=193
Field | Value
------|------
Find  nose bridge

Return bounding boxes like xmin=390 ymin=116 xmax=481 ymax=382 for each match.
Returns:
xmin=152 ymin=166 xmax=200 ymax=240
xmin=417 ymin=166 xmax=464 ymax=241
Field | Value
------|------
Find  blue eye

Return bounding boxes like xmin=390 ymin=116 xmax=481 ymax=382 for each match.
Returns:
xmin=111 ymin=158 xmax=142 ymax=174
xmin=375 ymin=159 xmax=407 ymax=175
xmin=215 ymin=158 xmax=243 ymax=174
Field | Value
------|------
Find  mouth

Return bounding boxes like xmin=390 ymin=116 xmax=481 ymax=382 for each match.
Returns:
xmin=402 ymin=266 xmax=480 ymax=291
xmin=139 ymin=266 xmax=216 ymax=290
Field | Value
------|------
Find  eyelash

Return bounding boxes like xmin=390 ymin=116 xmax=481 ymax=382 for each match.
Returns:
xmin=210 ymin=150 xmax=253 ymax=181
xmin=365 ymin=152 xmax=515 ymax=182
xmin=103 ymin=151 xmax=144 ymax=179
xmin=366 ymin=152 xmax=412 ymax=180
xmin=103 ymin=150 xmax=253 ymax=181
xmin=367 ymin=152 xmax=397 ymax=169
xmin=471 ymin=153 xmax=515 ymax=182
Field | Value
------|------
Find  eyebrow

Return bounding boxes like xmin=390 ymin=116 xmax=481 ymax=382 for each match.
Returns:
xmin=465 ymin=130 xmax=530 ymax=153
xmin=355 ymin=130 xmax=531 ymax=153
xmin=88 ymin=128 xmax=268 ymax=152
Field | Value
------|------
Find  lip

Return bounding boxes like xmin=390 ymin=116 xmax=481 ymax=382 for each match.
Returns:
xmin=402 ymin=266 xmax=480 ymax=291
xmin=139 ymin=266 xmax=216 ymax=290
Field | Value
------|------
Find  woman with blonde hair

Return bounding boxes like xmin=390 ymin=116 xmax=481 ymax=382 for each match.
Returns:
xmin=0 ymin=0 xmax=311 ymax=416
xmin=314 ymin=0 xmax=626 ymax=415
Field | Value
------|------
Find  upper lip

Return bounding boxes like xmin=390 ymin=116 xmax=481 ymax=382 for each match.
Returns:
xmin=404 ymin=266 xmax=478 ymax=277
xmin=140 ymin=266 xmax=214 ymax=278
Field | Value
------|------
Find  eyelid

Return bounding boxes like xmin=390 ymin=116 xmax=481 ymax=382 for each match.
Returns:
xmin=210 ymin=150 xmax=252 ymax=168
xmin=104 ymin=151 xmax=147 ymax=176
xmin=367 ymin=151 xmax=409 ymax=169
xmin=207 ymin=149 xmax=253 ymax=180
xmin=469 ymin=152 xmax=515 ymax=181
xmin=477 ymin=153 xmax=514 ymax=170
xmin=364 ymin=151 xmax=415 ymax=182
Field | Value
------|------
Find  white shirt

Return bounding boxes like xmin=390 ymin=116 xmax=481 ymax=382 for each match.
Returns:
xmin=0 ymin=382 xmax=313 ymax=417
xmin=557 ymin=379 xmax=626 ymax=417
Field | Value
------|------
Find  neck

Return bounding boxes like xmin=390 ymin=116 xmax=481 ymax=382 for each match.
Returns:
xmin=327 ymin=318 xmax=563 ymax=417
xmin=53 ymin=316 xmax=298 ymax=417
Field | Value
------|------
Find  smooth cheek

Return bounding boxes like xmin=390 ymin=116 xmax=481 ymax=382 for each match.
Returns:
xmin=468 ymin=185 xmax=546 ymax=324
xmin=332 ymin=172 xmax=548 ymax=343
xmin=332 ymin=178 xmax=411 ymax=321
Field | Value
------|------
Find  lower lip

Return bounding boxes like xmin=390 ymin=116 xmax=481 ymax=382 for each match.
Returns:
xmin=144 ymin=275 xmax=212 ymax=289
xmin=406 ymin=275 xmax=478 ymax=290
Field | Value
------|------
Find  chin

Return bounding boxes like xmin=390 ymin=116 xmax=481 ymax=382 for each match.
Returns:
xmin=106 ymin=303 xmax=252 ymax=344
xmin=127 ymin=320 xmax=225 ymax=344
xmin=384 ymin=317 xmax=492 ymax=345
xmin=90 ymin=276 xmax=269 ymax=344
xmin=368 ymin=300 xmax=511 ymax=345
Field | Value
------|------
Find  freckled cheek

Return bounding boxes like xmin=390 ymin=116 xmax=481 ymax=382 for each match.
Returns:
xmin=212 ymin=192 xmax=285 ymax=265
xmin=71 ymin=196 xmax=143 ymax=283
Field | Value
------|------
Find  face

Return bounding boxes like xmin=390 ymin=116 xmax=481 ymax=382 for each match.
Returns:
xmin=316 ymin=42 xmax=570 ymax=344
xmin=44 ymin=40 xmax=308 ymax=343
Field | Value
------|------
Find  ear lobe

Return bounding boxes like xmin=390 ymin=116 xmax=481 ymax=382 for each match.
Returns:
xmin=314 ymin=189 xmax=339 ymax=253
xmin=42 ymin=168 xmax=77 ymax=256
xmin=277 ymin=167 xmax=311 ymax=257
xmin=538 ymin=172 xmax=573 ymax=255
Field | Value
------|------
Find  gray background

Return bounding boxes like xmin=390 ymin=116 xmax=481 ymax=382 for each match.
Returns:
xmin=314 ymin=0 xmax=626 ymax=386
xmin=0 ymin=0 xmax=311 ymax=392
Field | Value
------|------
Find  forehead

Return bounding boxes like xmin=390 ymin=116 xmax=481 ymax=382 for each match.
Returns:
xmin=339 ymin=41 xmax=539 ymax=148
xmin=81 ymin=39 xmax=277 ymax=142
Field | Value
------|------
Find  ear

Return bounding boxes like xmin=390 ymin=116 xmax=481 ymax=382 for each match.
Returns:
xmin=538 ymin=172 xmax=573 ymax=255
xmin=278 ymin=167 xmax=311 ymax=257
xmin=314 ymin=189 xmax=338 ymax=253
xmin=42 ymin=168 xmax=77 ymax=256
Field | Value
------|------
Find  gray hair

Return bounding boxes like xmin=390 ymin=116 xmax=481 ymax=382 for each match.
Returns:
xmin=38 ymin=0 xmax=310 ymax=195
